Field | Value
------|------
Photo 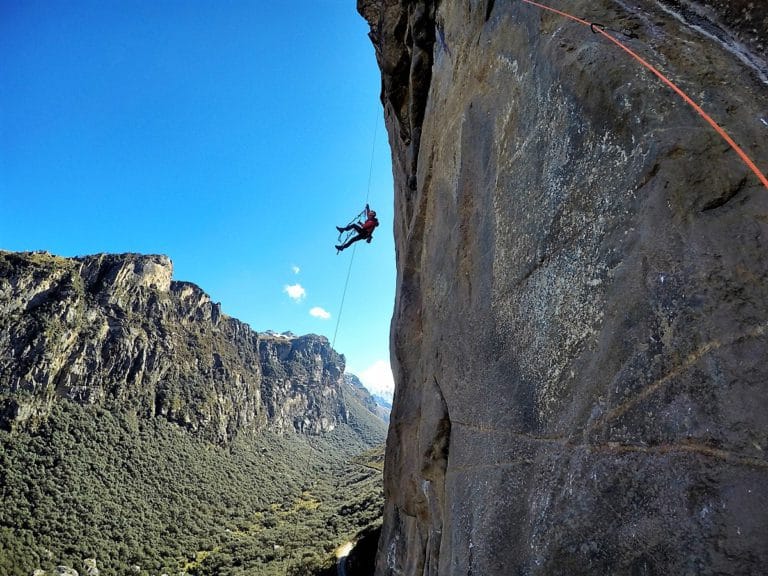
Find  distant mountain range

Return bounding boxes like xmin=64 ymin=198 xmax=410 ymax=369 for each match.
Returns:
xmin=344 ymin=373 xmax=391 ymax=422
xmin=372 ymin=393 xmax=392 ymax=412
xmin=0 ymin=250 xmax=387 ymax=437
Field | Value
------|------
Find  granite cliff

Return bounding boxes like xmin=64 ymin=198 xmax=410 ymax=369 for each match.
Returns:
xmin=0 ymin=251 xmax=347 ymax=443
xmin=359 ymin=0 xmax=768 ymax=574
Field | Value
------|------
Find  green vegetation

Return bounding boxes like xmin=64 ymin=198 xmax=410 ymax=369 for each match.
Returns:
xmin=0 ymin=399 xmax=386 ymax=575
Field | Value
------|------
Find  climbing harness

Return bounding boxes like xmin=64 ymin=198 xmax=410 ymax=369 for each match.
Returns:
xmin=332 ymin=114 xmax=380 ymax=348
xmin=520 ymin=0 xmax=768 ymax=192
xmin=336 ymin=207 xmax=369 ymax=249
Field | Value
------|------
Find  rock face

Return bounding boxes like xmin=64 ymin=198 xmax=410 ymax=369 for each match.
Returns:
xmin=260 ymin=333 xmax=347 ymax=434
xmin=0 ymin=251 xmax=346 ymax=442
xmin=359 ymin=0 xmax=768 ymax=574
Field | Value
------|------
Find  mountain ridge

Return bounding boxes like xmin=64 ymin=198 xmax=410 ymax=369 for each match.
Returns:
xmin=0 ymin=250 xmax=357 ymax=442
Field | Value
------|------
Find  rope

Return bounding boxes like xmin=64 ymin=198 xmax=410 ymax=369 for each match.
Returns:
xmin=520 ymin=0 xmax=768 ymax=192
xmin=332 ymin=245 xmax=356 ymax=348
xmin=365 ymin=113 xmax=379 ymax=204
xmin=332 ymin=110 xmax=380 ymax=348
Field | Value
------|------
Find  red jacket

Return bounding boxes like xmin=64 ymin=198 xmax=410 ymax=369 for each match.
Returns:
xmin=362 ymin=216 xmax=378 ymax=235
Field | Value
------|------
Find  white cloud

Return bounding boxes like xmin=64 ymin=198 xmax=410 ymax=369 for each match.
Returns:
xmin=292 ymin=265 xmax=301 ymax=274
xmin=283 ymin=283 xmax=306 ymax=302
xmin=309 ymin=306 xmax=331 ymax=319
xmin=358 ymin=360 xmax=395 ymax=401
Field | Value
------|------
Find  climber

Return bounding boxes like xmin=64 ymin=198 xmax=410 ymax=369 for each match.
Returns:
xmin=335 ymin=204 xmax=379 ymax=252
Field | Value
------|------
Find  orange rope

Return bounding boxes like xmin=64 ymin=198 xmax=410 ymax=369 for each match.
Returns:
xmin=521 ymin=0 xmax=768 ymax=191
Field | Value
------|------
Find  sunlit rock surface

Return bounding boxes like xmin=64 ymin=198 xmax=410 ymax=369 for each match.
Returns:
xmin=0 ymin=251 xmax=347 ymax=442
xmin=359 ymin=0 xmax=768 ymax=573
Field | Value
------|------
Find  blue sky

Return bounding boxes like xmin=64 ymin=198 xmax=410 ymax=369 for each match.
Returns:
xmin=0 ymin=1 xmax=396 ymax=399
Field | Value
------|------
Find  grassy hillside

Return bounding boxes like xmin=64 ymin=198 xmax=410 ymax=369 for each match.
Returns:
xmin=0 ymin=394 xmax=386 ymax=575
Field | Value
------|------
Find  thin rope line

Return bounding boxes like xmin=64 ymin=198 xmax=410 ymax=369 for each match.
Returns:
xmin=520 ymin=0 xmax=768 ymax=191
xmin=332 ymin=243 xmax=356 ymax=348
xmin=365 ymin=114 xmax=379 ymax=204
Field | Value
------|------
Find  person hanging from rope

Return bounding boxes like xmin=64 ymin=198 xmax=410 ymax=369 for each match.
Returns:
xmin=335 ymin=204 xmax=379 ymax=252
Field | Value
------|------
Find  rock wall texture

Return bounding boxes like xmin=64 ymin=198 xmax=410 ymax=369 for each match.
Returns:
xmin=359 ymin=0 xmax=768 ymax=574
xmin=260 ymin=333 xmax=347 ymax=434
xmin=0 ymin=251 xmax=346 ymax=443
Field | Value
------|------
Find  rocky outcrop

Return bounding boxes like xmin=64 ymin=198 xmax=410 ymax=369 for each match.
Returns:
xmin=32 ymin=559 xmax=99 ymax=576
xmin=0 ymin=251 xmax=347 ymax=442
xmin=260 ymin=333 xmax=347 ymax=434
xmin=654 ymin=0 xmax=768 ymax=78
xmin=360 ymin=0 xmax=768 ymax=574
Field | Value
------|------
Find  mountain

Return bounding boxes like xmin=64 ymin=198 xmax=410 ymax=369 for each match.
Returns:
xmin=371 ymin=396 xmax=391 ymax=422
xmin=0 ymin=251 xmax=346 ymax=441
xmin=371 ymin=394 xmax=391 ymax=412
xmin=358 ymin=0 xmax=768 ymax=574
xmin=0 ymin=250 xmax=387 ymax=575
xmin=344 ymin=373 xmax=391 ymax=422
